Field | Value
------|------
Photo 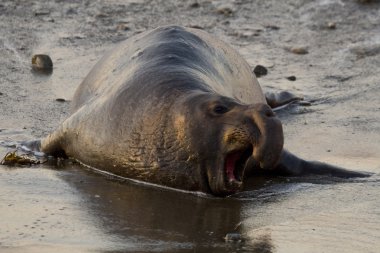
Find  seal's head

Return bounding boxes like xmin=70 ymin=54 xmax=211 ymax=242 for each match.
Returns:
xmin=182 ymin=92 xmax=284 ymax=196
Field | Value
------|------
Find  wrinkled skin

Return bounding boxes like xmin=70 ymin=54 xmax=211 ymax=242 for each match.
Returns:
xmin=32 ymin=26 xmax=369 ymax=196
xmin=181 ymin=93 xmax=283 ymax=195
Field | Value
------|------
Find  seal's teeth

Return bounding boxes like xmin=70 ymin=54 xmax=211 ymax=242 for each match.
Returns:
xmin=227 ymin=179 xmax=242 ymax=189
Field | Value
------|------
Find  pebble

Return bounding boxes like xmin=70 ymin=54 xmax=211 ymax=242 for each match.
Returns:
xmin=190 ymin=2 xmax=200 ymax=8
xmin=34 ymin=10 xmax=50 ymax=16
xmin=96 ymin=13 xmax=109 ymax=18
xmin=327 ymin=22 xmax=336 ymax=29
xmin=189 ymin=25 xmax=204 ymax=29
xmin=216 ymin=6 xmax=234 ymax=16
xmin=224 ymin=232 xmax=242 ymax=243
xmin=253 ymin=65 xmax=268 ymax=77
xmin=66 ymin=8 xmax=77 ymax=15
xmin=116 ymin=23 xmax=130 ymax=31
xmin=290 ymin=47 xmax=309 ymax=55
xmin=286 ymin=75 xmax=296 ymax=81
xmin=265 ymin=25 xmax=280 ymax=30
xmin=31 ymin=54 xmax=53 ymax=72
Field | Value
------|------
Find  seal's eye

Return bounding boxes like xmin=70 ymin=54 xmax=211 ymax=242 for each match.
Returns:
xmin=213 ymin=105 xmax=229 ymax=114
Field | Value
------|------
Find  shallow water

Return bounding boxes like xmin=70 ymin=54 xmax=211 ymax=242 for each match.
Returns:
xmin=1 ymin=140 xmax=379 ymax=252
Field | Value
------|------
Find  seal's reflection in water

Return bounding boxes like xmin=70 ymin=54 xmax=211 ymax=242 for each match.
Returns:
xmin=250 ymin=233 xmax=274 ymax=253
xmin=57 ymin=164 xmax=275 ymax=252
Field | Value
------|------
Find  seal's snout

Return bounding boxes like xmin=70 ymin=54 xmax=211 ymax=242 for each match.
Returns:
xmin=214 ymin=103 xmax=283 ymax=196
xmin=249 ymin=103 xmax=284 ymax=169
xmin=252 ymin=103 xmax=275 ymax=119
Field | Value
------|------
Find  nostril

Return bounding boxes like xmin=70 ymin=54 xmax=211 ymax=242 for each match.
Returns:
xmin=250 ymin=103 xmax=275 ymax=119
xmin=265 ymin=109 xmax=274 ymax=117
xmin=261 ymin=105 xmax=274 ymax=117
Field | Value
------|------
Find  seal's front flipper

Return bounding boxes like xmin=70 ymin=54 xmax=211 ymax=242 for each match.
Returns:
xmin=274 ymin=150 xmax=371 ymax=178
xmin=39 ymin=129 xmax=67 ymax=157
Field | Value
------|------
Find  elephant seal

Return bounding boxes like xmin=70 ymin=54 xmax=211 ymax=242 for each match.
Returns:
xmin=34 ymin=26 xmax=368 ymax=196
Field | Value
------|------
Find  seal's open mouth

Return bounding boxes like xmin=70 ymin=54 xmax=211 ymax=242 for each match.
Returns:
xmin=224 ymin=145 xmax=253 ymax=188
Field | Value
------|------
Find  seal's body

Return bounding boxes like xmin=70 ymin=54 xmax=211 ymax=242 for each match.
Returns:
xmin=40 ymin=26 xmax=368 ymax=196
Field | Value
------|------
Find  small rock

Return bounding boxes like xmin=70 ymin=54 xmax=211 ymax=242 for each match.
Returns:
xmin=66 ymin=8 xmax=77 ymax=15
xmin=224 ymin=232 xmax=242 ymax=243
xmin=188 ymin=24 xmax=204 ymax=29
xmin=96 ymin=13 xmax=109 ymax=18
xmin=216 ymin=6 xmax=234 ymax=16
xmin=34 ymin=10 xmax=50 ymax=16
xmin=327 ymin=22 xmax=336 ymax=29
xmin=265 ymin=25 xmax=280 ymax=30
xmin=290 ymin=47 xmax=309 ymax=55
xmin=31 ymin=54 xmax=53 ymax=73
xmin=286 ymin=75 xmax=296 ymax=81
xmin=253 ymin=65 xmax=268 ymax=78
xmin=190 ymin=2 xmax=200 ymax=8
xmin=116 ymin=23 xmax=130 ymax=31
xmin=73 ymin=35 xmax=84 ymax=39
xmin=56 ymin=98 xmax=66 ymax=102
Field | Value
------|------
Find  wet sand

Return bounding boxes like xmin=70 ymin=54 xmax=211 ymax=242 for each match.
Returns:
xmin=1 ymin=0 xmax=380 ymax=252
